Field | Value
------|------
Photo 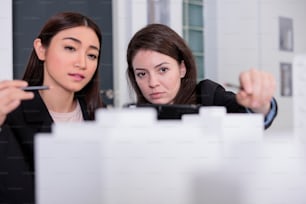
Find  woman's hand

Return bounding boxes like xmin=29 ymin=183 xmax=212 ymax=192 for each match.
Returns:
xmin=0 ymin=80 xmax=34 ymax=125
xmin=236 ymin=68 xmax=276 ymax=115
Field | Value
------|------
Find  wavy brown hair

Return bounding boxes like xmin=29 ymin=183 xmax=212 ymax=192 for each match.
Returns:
xmin=22 ymin=12 xmax=103 ymax=119
xmin=126 ymin=23 xmax=198 ymax=104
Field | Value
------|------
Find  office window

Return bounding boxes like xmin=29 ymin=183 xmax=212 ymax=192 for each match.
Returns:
xmin=183 ymin=0 xmax=204 ymax=81
xmin=147 ymin=0 xmax=170 ymax=25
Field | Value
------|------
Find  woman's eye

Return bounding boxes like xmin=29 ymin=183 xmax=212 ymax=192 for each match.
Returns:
xmin=64 ymin=46 xmax=76 ymax=52
xmin=88 ymin=54 xmax=98 ymax=60
xmin=159 ymin=67 xmax=168 ymax=73
xmin=136 ymin=72 xmax=146 ymax=78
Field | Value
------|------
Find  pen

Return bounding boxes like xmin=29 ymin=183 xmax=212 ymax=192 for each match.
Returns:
xmin=224 ymin=83 xmax=243 ymax=90
xmin=21 ymin=86 xmax=49 ymax=91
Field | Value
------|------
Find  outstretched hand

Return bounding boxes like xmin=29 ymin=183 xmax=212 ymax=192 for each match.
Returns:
xmin=235 ymin=68 xmax=276 ymax=115
xmin=0 ymin=80 xmax=34 ymax=126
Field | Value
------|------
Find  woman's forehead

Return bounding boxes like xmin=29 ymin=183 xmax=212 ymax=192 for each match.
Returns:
xmin=52 ymin=26 xmax=100 ymax=48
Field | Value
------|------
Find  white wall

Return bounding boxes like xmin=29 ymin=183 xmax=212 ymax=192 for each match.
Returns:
xmin=260 ymin=0 xmax=306 ymax=132
xmin=0 ymin=0 xmax=12 ymax=80
xmin=205 ymin=0 xmax=306 ymax=132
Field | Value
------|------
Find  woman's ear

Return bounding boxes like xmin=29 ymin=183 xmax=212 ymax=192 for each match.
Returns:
xmin=180 ymin=61 xmax=187 ymax=78
xmin=33 ymin=38 xmax=46 ymax=61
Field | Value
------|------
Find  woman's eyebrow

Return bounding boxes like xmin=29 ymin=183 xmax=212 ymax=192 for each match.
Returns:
xmin=63 ymin=36 xmax=81 ymax=43
xmin=134 ymin=67 xmax=146 ymax=71
xmin=154 ymin=62 xmax=169 ymax=68
xmin=134 ymin=62 xmax=169 ymax=70
xmin=62 ymin=37 xmax=100 ymax=51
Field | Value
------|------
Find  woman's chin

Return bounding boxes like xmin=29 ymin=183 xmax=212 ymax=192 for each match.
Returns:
xmin=149 ymin=98 xmax=170 ymax=105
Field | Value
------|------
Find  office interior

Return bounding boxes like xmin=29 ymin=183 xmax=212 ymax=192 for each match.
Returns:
xmin=2 ymin=0 xmax=306 ymax=133
xmin=0 ymin=0 xmax=306 ymax=204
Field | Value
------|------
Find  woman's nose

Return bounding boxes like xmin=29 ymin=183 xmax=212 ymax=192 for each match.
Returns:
xmin=74 ymin=54 xmax=86 ymax=69
xmin=149 ymin=74 xmax=159 ymax=88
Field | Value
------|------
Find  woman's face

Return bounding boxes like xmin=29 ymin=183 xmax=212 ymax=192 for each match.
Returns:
xmin=132 ymin=50 xmax=186 ymax=104
xmin=35 ymin=26 xmax=100 ymax=93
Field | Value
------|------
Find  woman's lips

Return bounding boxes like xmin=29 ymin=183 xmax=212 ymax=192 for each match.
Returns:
xmin=68 ymin=73 xmax=85 ymax=81
xmin=150 ymin=92 xmax=164 ymax=99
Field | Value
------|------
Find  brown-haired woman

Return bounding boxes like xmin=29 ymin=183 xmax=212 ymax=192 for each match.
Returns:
xmin=126 ymin=23 xmax=277 ymax=128
xmin=0 ymin=12 xmax=103 ymax=203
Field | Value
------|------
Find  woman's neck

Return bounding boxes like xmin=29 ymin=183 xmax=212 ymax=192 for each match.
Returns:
xmin=39 ymin=87 xmax=76 ymax=113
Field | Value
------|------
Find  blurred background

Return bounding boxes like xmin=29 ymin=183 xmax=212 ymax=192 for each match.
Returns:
xmin=1 ymin=0 xmax=306 ymax=132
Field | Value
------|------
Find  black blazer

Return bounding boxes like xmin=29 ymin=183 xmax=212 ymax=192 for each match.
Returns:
xmin=196 ymin=79 xmax=277 ymax=128
xmin=0 ymin=91 xmax=90 ymax=204
xmin=196 ymin=79 xmax=247 ymax=113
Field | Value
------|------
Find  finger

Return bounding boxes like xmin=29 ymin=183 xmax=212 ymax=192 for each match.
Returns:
xmin=262 ymin=73 xmax=276 ymax=105
xmin=253 ymin=71 xmax=276 ymax=108
xmin=242 ymin=69 xmax=264 ymax=108
xmin=0 ymin=88 xmax=34 ymax=108
xmin=251 ymin=70 xmax=264 ymax=107
xmin=0 ymin=99 xmax=21 ymax=115
xmin=259 ymin=73 xmax=271 ymax=106
xmin=0 ymin=80 xmax=29 ymax=90
xmin=0 ymin=115 xmax=6 ymax=126
xmin=236 ymin=91 xmax=251 ymax=107
xmin=237 ymin=69 xmax=277 ymax=114
xmin=0 ymin=99 xmax=21 ymax=126
xmin=239 ymin=68 xmax=261 ymax=107
xmin=0 ymin=89 xmax=33 ymax=125
xmin=239 ymin=70 xmax=253 ymax=94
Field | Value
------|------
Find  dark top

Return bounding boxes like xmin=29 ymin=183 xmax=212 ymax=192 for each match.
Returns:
xmin=196 ymin=79 xmax=248 ymax=112
xmin=197 ymin=79 xmax=277 ymax=128
xmin=0 ymin=91 xmax=90 ymax=204
xmin=130 ymin=79 xmax=277 ymax=128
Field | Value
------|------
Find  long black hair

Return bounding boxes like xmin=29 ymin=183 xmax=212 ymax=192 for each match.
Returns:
xmin=22 ymin=12 xmax=103 ymax=119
